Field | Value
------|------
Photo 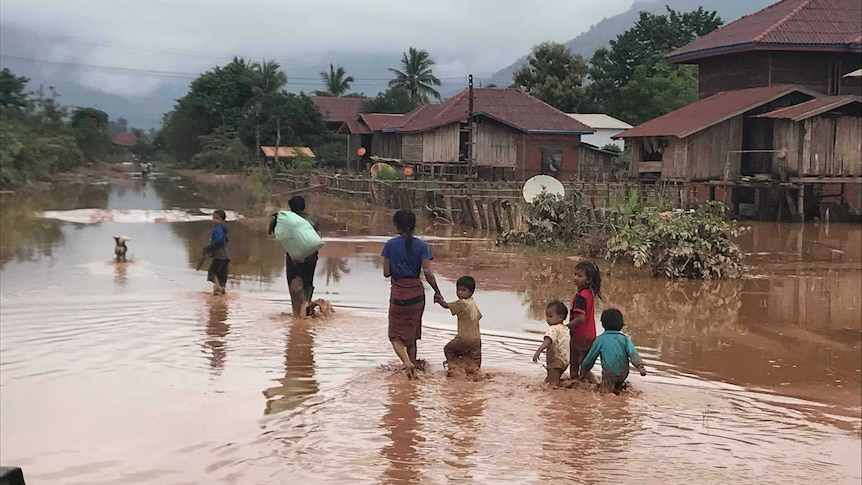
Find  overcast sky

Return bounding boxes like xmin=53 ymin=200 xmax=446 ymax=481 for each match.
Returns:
xmin=0 ymin=0 xmax=638 ymax=97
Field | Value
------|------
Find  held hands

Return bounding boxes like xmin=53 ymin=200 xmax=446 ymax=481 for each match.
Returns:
xmin=433 ymin=292 xmax=444 ymax=306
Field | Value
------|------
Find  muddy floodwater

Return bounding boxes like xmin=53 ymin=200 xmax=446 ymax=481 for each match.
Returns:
xmin=1 ymin=174 xmax=860 ymax=484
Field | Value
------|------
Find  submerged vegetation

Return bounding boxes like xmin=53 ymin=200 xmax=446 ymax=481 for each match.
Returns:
xmin=500 ymin=191 xmax=747 ymax=279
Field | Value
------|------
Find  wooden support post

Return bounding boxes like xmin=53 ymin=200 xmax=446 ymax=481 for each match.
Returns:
xmin=797 ymin=185 xmax=805 ymax=222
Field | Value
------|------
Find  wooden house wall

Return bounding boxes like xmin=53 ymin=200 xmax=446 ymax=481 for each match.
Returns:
xmin=372 ymin=132 xmax=402 ymax=159
xmin=627 ymin=138 xmax=643 ymax=178
xmin=686 ymin=116 xmax=743 ymax=180
xmin=421 ymin=125 xmax=460 ymax=163
xmin=577 ymin=145 xmax=615 ymax=181
xmin=658 ymin=138 xmax=689 ymax=180
xmin=696 ymin=51 xmax=862 ymax=99
xmin=801 ymin=116 xmax=862 ymax=177
xmin=698 ymin=52 xmax=770 ymax=99
xmin=401 ymin=134 xmax=423 ymax=162
xmin=474 ymin=119 xmax=517 ymax=167
xmin=772 ymin=119 xmax=802 ymax=176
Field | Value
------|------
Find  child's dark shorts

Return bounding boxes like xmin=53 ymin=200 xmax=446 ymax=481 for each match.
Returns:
xmin=207 ymin=258 xmax=229 ymax=286
xmin=601 ymin=370 xmax=629 ymax=395
xmin=444 ymin=337 xmax=482 ymax=371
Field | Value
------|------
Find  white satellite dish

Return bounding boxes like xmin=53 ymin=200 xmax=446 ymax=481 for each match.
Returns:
xmin=522 ymin=175 xmax=565 ymax=202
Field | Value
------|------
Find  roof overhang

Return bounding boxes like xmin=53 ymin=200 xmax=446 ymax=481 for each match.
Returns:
xmin=613 ymin=86 xmax=820 ymax=139
xmin=668 ymin=42 xmax=862 ymax=64
xmin=846 ymin=69 xmax=862 ymax=78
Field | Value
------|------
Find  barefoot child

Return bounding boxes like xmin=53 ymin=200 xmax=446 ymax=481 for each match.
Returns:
xmin=568 ymin=260 xmax=602 ymax=380
xmin=203 ymin=210 xmax=229 ymax=295
xmin=532 ymin=301 xmax=571 ymax=387
xmin=579 ymin=308 xmax=646 ymax=394
xmin=435 ymin=276 xmax=482 ymax=373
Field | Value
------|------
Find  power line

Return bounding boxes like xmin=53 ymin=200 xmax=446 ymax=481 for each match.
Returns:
xmin=0 ymin=54 xmax=476 ymax=85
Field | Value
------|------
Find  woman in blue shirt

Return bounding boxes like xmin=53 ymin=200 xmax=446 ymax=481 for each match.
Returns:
xmin=382 ymin=210 xmax=443 ymax=379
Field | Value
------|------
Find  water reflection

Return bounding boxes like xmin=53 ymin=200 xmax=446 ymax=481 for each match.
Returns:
xmin=441 ymin=382 xmax=485 ymax=481
xmin=112 ymin=262 xmax=128 ymax=287
xmin=263 ymin=319 xmax=319 ymax=415
xmin=201 ymin=296 xmax=230 ymax=374
xmin=1 ymin=183 xmax=112 ymax=268
xmin=318 ymin=257 xmax=351 ymax=285
xmin=380 ymin=381 xmax=423 ymax=485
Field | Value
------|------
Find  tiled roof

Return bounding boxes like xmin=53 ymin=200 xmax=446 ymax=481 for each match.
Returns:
xmin=112 ymin=132 xmax=137 ymax=147
xmin=615 ymin=85 xmax=816 ymax=139
xmin=310 ymin=96 xmax=367 ymax=123
xmin=667 ymin=0 xmax=862 ymax=63
xmin=359 ymin=113 xmax=405 ymax=131
xmin=393 ymin=88 xmax=593 ymax=134
xmin=260 ymin=146 xmax=315 ymax=158
xmin=755 ymin=95 xmax=861 ymax=121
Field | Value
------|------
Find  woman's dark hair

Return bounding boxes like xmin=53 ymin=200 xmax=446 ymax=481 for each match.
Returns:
xmin=288 ymin=196 xmax=306 ymax=213
xmin=546 ymin=300 xmax=568 ymax=318
xmin=601 ymin=308 xmax=624 ymax=331
xmin=456 ymin=275 xmax=476 ymax=293
xmin=574 ymin=260 xmax=602 ymax=299
xmin=393 ymin=209 xmax=416 ymax=252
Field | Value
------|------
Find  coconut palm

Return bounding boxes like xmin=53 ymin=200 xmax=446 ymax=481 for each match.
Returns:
xmin=388 ymin=47 xmax=442 ymax=104
xmin=245 ymin=60 xmax=288 ymax=164
xmin=317 ymin=64 xmax=354 ymax=97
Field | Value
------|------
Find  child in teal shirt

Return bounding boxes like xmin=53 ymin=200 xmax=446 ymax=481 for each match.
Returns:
xmin=579 ymin=308 xmax=646 ymax=394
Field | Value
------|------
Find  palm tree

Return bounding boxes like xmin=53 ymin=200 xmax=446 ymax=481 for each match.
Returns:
xmin=317 ymin=64 xmax=354 ymax=97
xmin=388 ymin=47 xmax=442 ymax=104
xmin=318 ymin=257 xmax=351 ymax=284
xmin=245 ymin=60 xmax=288 ymax=164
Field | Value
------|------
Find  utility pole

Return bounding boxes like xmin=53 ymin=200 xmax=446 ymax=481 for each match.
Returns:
xmin=467 ymin=74 xmax=474 ymax=176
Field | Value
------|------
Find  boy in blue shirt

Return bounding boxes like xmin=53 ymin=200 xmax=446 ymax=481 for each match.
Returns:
xmin=203 ymin=209 xmax=229 ymax=295
xmin=579 ymin=308 xmax=647 ymax=394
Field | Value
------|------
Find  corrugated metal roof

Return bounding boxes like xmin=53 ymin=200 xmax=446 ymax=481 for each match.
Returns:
xmin=566 ymin=113 xmax=632 ymax=130
xmin=667 ymin=0 xmax=862 ymax=63
xmin=310 ymin=96 xmax=367 ymax=123
xmin=615 ymin=85 xmax=816 ymax=139
xmin=260 ymin=146 xmax=315 ymax=158
xmin=755 ymin=95 xmax=861 ymax=121
xmin=359 ymin=113 xmax=405 ymax=131
xmin=394 ymin=88 xmax=593 ymax=134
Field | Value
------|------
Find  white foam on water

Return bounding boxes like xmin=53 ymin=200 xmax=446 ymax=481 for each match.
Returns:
xmin=39 ymin=208 xmax=244 ymax=224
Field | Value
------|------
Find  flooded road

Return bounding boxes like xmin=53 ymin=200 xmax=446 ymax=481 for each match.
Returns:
xmin=1 ymin=174 xmax=860 ymax=484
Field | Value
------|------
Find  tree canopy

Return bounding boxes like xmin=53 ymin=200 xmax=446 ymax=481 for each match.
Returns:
xmin=512 ymin=42 xmax=588 ymax=112
xmin=316 ymin=64 xmax=354 ymax=97
xmin=587 ymin=7 xmax=723 ymax=124
xmin=360 ymin=86 xmax=418 ymax=114
xmin=388 ymin=47 xmax=442 ymax=104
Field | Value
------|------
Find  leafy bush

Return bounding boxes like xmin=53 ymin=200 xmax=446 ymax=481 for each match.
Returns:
xmin=288 ymin=151 xmax=318 ymax=171
xmin=607 ymin=201 xmax=746 ymax=279
xmin=500 ymin=191 xmax=746 ymax=279
xmin=375 ymin=168 xmax=403 ymax=180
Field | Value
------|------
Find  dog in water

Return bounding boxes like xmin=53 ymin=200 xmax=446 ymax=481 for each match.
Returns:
xmin=113 ymin=236 xmax=131 ymax=262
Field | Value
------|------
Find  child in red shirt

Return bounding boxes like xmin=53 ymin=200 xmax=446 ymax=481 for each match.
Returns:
xmin=568 ymin=260 xmax=602 ymax=381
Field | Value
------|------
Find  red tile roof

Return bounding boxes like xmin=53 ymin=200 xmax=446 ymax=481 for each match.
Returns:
xmin=392 ymin=88 xmax=593 ymax=134
xmin=667 ymin=0 xmax=862 ymax=63
xmin=615 ymin=85 xmax=816 ymax=139
xmin=310 ymin=96 xmax=367 ymax=123
xmin=359 ymin=113 xmax=405 ymax=131
xmin=755 ymin=95 xmax=861 ymax=121
xmin=112 ymin=132 xmax=137 ymax=147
